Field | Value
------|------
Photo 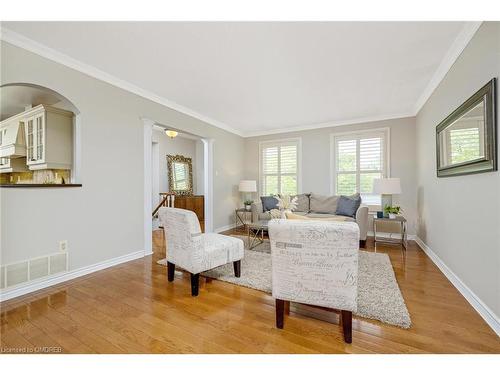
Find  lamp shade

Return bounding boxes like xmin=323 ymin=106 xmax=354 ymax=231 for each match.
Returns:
xmin=372 ymin=178 xmax=402 ymax=194
xmin=239 ymin=180 xmax=257 ymax=192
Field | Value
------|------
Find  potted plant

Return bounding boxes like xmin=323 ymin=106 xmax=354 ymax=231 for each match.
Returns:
xmin=244 ymin=200 xmax=253 ymax=211
xmin=384 ymin=205 xmax=402 ymax=219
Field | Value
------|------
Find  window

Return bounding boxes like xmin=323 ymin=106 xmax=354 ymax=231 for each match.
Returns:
xmin=260 ymin=139 xmax=300 ymax=196
xmin=331 ymin=129 xmax=389 ymax=207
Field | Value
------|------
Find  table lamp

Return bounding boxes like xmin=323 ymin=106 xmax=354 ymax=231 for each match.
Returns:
xmin=373 ymin=178 xmax=401 ymax=216
xmin=239 ymin=180 xmax=257 ymax=209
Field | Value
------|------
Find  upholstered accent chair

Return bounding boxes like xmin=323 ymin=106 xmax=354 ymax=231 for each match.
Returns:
xmin=269 ymin=219 xmax=359 ymax=343
xmin=158 ymin=207 xmax=244 ymax=296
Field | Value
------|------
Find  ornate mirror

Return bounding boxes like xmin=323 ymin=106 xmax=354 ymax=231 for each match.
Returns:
xmin=436 ymin=78 xmax=497 ymax=177
xmin=167 ymin=154 xmax=193 ymax=195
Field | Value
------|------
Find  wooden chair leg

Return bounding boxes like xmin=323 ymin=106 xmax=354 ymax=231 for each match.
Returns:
xmin=167 ymin=262 xmax=175 ymax=282
xmin=359 ymin=240 xmax=366 ymax=248
xmin=191 ymin=273 xmax=200 ymax=296
xmin=341 ymin=310 xmax=352 ymax=343
xmin=276 ymin=299 xmax=285 ymax=329
xmin=233 ymin=260 xmax=241 ymax=278
xmin=284 ymin=300 xmax=290 ymax=315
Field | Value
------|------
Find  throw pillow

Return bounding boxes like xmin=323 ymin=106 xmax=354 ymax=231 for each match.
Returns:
xmin=335 ymin=194 xmax=362 ymax=218
xmin=309 ymin=193 xmax=339 ymax=214
xmin=261 ymin=196 xmax=279 ymax=212
xmin=291 ymin=193 xmax=311 ymax=212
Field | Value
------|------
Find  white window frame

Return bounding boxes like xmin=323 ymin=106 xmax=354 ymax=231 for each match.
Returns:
xmin=259 ymin=137 xmax=302 ymax=196
xmin=330 ymin=127 xmax=390 ymax=211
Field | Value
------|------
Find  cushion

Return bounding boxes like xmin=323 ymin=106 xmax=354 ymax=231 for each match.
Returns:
xmin=260 ymin=196 xmax=279 ymax=212
xmin=285 ymin=211 xmax=351 ymax=222
xmin=309 ymin=193 xmax=339 ymax=214
xmin=335 ymin=194 xmax=362 ymax=218
xmin=290 ymin=193 xmax=310 ymax=212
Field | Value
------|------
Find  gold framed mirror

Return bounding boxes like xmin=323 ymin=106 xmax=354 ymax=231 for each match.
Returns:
xmin=167 ymin=154 xmax=193 ymax=195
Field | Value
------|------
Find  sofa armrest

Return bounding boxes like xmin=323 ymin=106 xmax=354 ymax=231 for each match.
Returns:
xmin=355 ymin=206 xmax=369 ymax=241
xmin=251 ymin=201 xmax=263 ymax=223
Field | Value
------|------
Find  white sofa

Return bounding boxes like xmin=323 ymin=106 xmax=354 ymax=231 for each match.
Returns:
xmin=269 ymin=218 xmax=359 ymax=343
xmin=252 ymin=193 xmax=369 ymax=247
xmin=158 ymin=207 xmax=244 ymax=296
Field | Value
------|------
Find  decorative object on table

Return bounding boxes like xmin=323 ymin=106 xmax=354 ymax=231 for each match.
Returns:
xmin=243 ymin=199 xmax=253 ymax=211
xmin=167 ymin=154 xmax=193 ymax=196
xmin=269 ymin=209 xmax=282 ymax=219
xmin=376 ymin=211 xmax=384 ymax=218
xmin=372 ymin=178 xmax=402 ymax=217
xmin=373 ymin=215 xmax=408 ymax=249
xmin=383 ymin=205 xmax=402 ymax=219
xmin=158 ymin=207 xmax=244 ymax=296
xmin=436 ymin=78 xmax=497 ymax=177
xmin=276 ymin=194 xmax=298 ymax=218
xmin=239 ymin=180 xmax=257 ymax=207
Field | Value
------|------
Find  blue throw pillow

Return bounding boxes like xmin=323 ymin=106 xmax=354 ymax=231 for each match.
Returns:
xmin=335 ymin=194 xmax=362 ymax=218
xmin=261 ymin=196 xmax=279 ymax=212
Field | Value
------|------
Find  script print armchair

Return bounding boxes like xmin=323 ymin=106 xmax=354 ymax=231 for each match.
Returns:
xmin=158 ymin=207 xmax=244 ymax=296
xmin=269 ymin=219 xmax=359 ymax=343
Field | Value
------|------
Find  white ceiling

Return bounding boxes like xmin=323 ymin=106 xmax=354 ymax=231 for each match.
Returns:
xmin=2 ymin=22 xmax=477 ymax=136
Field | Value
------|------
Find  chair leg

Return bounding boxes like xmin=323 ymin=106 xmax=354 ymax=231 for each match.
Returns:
xmin=233 ymin=260 xmax=241 ymax=278
xmin=167 ymin=262 xmax=175 ymax=282
xmin=341 ymin=310 xmax=352 ymax=343
xmin=359 ymin=240 xmax=366 ymax=248
xmin=276 ymin=299 xmax=285 ymax=329
xmin=190 ymin=273 xmax=200 ymax=296
xmin=284 ymin=300 xmax=290 ymax=315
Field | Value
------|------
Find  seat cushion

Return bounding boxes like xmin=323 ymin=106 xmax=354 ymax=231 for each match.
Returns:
xmin=287 ymin=212 xmax=354 ymax=222
xmin=188 ymin=233 xmax=244 ymax=274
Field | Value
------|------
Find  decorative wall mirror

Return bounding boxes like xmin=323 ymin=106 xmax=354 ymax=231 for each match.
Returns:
xmin=436 ymin=78 xmax=497 ymax=177
xmin=167 ymin=154 xmax=193 ymax=195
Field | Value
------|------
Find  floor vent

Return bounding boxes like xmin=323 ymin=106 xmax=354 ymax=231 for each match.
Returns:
xmin=2 ymin=252 xmax=68 ymax=289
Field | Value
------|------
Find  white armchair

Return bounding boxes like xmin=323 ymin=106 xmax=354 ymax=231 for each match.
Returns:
xmin=158 ymin=207 xmax=244 ymax=296
xmin=269 ymin=219 xmax=359 ymax=343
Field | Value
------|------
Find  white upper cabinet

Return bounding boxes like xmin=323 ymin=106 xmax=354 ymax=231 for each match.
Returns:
xmin=23 ymin=105 xmax=74 ymax=171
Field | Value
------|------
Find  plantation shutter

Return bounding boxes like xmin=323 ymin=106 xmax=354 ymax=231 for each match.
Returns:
xmin=261 ymin=141 xmax=299 ymax=196
xmin=334 ymin=130 xmax=387 ymax=206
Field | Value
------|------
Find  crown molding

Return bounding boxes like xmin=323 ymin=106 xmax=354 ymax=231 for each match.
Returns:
xmin=0 ymin=23 xmax=483 ymax=139
xmin=244 ymin=112 xmax=414 ymax=137
xmin=413 ymin=21 xmax=483 ymax=114
xmin=0 ymin=27 xmax=244 ymax=137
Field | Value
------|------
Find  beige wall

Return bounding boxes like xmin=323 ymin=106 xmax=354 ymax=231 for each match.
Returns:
xmin=244 ymin=117 xmax=418 ymax=234
xmin=0 ymin=41 xmax=244 ymax=269
xmin=416 ymin=22 xmax=500 ymax=317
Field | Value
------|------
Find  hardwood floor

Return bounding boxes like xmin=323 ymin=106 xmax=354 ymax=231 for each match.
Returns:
xmin=1 ymin=229 xmax=499 ymax=354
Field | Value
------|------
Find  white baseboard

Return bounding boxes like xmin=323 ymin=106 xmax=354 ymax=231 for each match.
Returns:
xmin=415 ymin=237 xmax=500 ymax=336
xmin=0 ymin=250 xmax=148 ymax=302
xmin=214 ymin=223 xmax=235 ymax=233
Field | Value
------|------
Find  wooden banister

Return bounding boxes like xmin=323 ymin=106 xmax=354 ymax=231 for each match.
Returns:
xmin=152 ymin=192 xmax=175 ymax=217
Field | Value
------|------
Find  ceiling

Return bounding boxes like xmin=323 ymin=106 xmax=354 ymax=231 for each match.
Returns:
xmin=2 ymin=22 xmax=476 ymax=136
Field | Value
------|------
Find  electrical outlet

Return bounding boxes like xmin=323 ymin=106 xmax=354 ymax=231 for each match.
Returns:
xmin=59 ymin=240 xmax=68 ymax=252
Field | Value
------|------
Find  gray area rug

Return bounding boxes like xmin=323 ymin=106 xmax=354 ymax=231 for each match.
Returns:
xmin=158 ymin=235 xmax=411 ymax=328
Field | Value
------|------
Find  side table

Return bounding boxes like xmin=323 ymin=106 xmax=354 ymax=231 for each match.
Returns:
xmin=373 ymin=216 xmax=407 ymax=250
xmin=235 ymin=208 xmax=252 ymax=231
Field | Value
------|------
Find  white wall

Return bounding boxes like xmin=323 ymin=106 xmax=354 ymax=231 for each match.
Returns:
xmin=244 ymin=117 xmax=418 ymax=234
xmin=416 ymin=22 xmax=500 ymax=318
xmin=0 ymin=41 xmax=244 ymax=270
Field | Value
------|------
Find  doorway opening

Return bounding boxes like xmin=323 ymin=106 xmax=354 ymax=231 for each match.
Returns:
xmin=143 ymin=118 xmax=214 ymax=255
